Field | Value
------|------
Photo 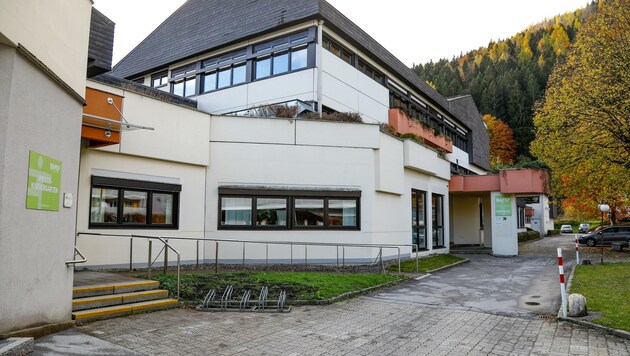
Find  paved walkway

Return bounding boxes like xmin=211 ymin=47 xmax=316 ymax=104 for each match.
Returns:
xmin=36 ymin=236 xmax=630 ymax=355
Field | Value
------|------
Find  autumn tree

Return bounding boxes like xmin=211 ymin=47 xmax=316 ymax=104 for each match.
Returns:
xmin=482 ymin=114 xmax=517 ymax=168
xmin=531 ymin=0 xmax=630 ymax=219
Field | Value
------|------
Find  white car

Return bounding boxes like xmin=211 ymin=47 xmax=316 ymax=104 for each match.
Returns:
xmin=560 ymin=225 xmax=573 ymax=233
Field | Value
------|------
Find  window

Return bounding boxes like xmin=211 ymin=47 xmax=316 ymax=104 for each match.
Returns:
xmin=218 ymin=188 xmax=360 ymax=230
xmin=411 ymin=190 xmax=427 ymax=250
xmin=171 ymin=65 xmax=196 ymax=97
xmin=254 ymin=44 xmax=310 ymax=80
xmin=151 ymin=72 xmax=168 ymax=88
xmin=322 ymin=35 xmax=353 ymax=65
xmin=358 ymin=59 xmax=384 ymax=85
xmin=89 ymin=176 xmax=180 ymax=228
xmin=432 ymin=194 xmax=444 ymax=248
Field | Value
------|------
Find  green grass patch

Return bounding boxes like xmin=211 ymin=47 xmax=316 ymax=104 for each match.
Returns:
xmin=570 ymin=263 xmax=630 ymax=331
xmin=387 ymin=254 xmax=465 ymax=273
xmin=147 ymin=272 xmax=403 ymax=303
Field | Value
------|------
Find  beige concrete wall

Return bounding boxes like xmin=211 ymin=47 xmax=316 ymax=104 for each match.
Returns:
xmin=0 ymin=46 xmax=83 ymax=334
xmin=0 ymin=0 xmax=92 ymax=96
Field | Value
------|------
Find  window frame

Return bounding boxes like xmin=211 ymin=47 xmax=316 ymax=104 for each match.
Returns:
xmin=432 ymin=193 xmax=445 ymax=249
xmin=411 ymin=189 xmax=427 ymax=251
xmin=89 ymin=176 xmax=181 ymax=229
xmin=218 ymin=188 xmax=360 ymax=231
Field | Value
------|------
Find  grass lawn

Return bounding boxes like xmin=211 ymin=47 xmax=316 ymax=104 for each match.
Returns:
xmin=570 ymin=263 xmax=630 ymax=331
xmin=387 ymin=254 xmax=465 ymax=273
xmin=148 ymin=272 xmax=404 ymax=303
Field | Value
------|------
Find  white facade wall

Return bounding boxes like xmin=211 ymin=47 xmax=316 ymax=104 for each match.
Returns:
xmin=0 ymin=0 xmax=92 ymax=96
xmin=197 ymin=69 xmax=316 ymax=114
xmin=76 ymin=150 xmax=207 ymax=268
xmin=76 ymin=84 xmax=210 ymax=269
xmin=320 ymin=50 xmax=389 ymax=124
xmin=448 ymin=146 xmax=487 ymax=175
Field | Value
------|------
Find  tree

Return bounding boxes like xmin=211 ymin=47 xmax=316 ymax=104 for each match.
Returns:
xmin=483 ymin=114 xmax=517 ymax=168
xmin=531 ymin=0 xmax=630 ymax=218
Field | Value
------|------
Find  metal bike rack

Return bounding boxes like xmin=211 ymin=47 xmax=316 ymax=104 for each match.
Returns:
xmin=196 ymin=285 xmax=290 ymax=312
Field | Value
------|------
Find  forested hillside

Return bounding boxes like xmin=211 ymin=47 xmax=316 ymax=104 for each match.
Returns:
xmin=413 ymin=2 xmax=598 ymax=156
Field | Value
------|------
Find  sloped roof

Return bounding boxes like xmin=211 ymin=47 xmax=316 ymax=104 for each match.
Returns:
xmin=447 ymin=95 xmax=490 ymax=171
xmin=111 ymin=0 xmax=459 ymax=124
xmin=87 ymin=8 xmax=114 ymax=78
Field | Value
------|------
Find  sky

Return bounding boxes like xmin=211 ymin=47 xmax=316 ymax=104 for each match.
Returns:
xmin=93 ymin=0 xmax=589 ymax=67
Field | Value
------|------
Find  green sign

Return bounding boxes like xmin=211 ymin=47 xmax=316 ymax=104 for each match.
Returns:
xmin=26 ymin=150 xmax=62 ymax=211
xmin=495 ymin=194 xmax=512 ymax=216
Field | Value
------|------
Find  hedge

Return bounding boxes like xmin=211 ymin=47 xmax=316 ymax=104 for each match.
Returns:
xmin=518 ymin=230 xmax=541 ymax=243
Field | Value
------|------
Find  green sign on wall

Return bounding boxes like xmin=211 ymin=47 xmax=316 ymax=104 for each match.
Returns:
xmin=495 ymin=194 xmax=512 ymax=216
xmin=26 ymin=150 xmax=62 ymax=211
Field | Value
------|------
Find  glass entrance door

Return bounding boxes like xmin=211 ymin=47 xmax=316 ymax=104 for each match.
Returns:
xmin=432 ymin=194 xmax=444 ymax=248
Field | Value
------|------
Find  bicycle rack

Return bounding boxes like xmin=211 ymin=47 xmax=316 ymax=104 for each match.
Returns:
xmin=196 ymin=285 xmax=291 ymax=313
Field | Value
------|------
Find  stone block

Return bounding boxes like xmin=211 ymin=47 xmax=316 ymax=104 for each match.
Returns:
xmin=568 ymin=293 xmax=588 ymax=317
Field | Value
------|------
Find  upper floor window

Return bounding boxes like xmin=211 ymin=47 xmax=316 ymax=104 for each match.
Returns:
xmin=151 ymin=72 xmax=168 ymax=88
xmin=358 ymin=59 xmax=384 ymax=85
xmin=90 ymin=176 xmax=181 ymax=229
xmin=171 ymin=64 xmax=196 ymax=97
xmin=254 ymin=45 xmax=308 ymax=80
xmin=322 ymin=35 xmax=353 ymax=65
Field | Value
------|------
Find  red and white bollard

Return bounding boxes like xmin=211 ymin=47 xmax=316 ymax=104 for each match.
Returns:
xmin=575 ymin=238 xmax=580 ymax=265
xmin=557 ymin=248 xmax=567 ymax=318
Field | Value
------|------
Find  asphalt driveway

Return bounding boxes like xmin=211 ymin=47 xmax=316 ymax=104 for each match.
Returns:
xmin=372 ymin=236 xmax=578 ymax=318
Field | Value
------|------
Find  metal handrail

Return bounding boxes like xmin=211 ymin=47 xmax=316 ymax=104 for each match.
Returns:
xmin=66 ymin=246 xmax=87 ymax=265
xmin=77 ymin=232 xmax=419 ymax=301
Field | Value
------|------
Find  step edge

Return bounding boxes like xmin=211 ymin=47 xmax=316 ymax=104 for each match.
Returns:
xmin=72 ymin=299 xmax=178 ymax=320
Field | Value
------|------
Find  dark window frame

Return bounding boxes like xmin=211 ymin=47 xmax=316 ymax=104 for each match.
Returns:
xmin=432 ymin=193 xmax=445 ymax=249
xmin=322 ymin=35 xmax=354 ymax=65
xmin=218 ymin=188 xmax=360 ymax=231
xmin=151 ymin=71 xmax=168 ymax=88
xmin=89 ymin=176 xmax=181 ymax=229
xmin=411 ymin=189 xmax=427 ymax=251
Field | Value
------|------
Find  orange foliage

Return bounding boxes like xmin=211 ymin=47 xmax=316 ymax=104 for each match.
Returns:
xmin=483 ymin=114 xmax=517 ymax=168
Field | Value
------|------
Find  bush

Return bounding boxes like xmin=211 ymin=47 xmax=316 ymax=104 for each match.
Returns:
xmin=548 ymin=229 xmax=560 ymax=236
xmin=518 ymin=230 xmax=541 ymax=243
xmin=399 ymin=132 xmax=421 ymax=143
xmin=303 ymin=111 xmax=363 ymax=123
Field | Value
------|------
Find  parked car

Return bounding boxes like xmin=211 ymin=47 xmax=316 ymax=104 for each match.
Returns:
xmin=560 ymin=225 xmax=573 ymax=233
xmin=578 ymin=223 xmax=590 ymax=233
xmin=578 ymin=226 xmax=630 ymax=247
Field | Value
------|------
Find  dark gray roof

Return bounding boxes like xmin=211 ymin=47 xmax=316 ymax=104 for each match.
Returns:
xmin=111 ymin=0 xmax=463 ymax=125
xmin=87 ymin=8 xmax=115 ymax=78
xmin=92 ymin=74 xmax=197 ymax=109
xmin=447 ymin=95 xmax=490 ymax=171
xmin=112 ymin=0 xmax=319 ymax=79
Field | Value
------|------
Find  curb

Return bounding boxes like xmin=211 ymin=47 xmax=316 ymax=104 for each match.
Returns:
xmin=291 ymin=278 xmax=406 ymax=305
xmin=557 ymin=262 xmax=630 ymax=340
xmin=426 ymin=258 xmax=470 ymax=273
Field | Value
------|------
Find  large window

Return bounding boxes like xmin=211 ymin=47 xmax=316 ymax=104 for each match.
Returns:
xmin=432 ymin=194 xmax=444 ymax=248
xmin=218 ymin=188 xmax=360 ymax=230
xmin=90 ymin=176 xmax=180 ymax=228
xmin=411 ymin=189 xmax=427 ymax=251
xmin=358 ymin=59 xmax=384 ymax=85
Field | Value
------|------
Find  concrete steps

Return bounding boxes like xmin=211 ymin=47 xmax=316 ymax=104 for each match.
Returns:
xmin=72 ymin=278 xmax=177 ymax=323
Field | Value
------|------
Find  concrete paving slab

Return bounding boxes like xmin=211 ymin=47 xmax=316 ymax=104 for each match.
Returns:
xmin=33 ymin=329 xmax=140 ymax=356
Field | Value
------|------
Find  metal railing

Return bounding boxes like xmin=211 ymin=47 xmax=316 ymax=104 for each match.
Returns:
xmin=65 ymin=246 xmax=87 ymax=265
xmin=77 ymin=232 xmax=419 ymax=301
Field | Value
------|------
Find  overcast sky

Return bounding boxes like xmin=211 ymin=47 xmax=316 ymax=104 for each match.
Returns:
xmin=94 ymin=0 xmax=589 ymax=67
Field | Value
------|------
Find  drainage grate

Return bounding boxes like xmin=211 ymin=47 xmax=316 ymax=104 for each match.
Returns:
xmin=525 ymin=302 xmax=541 ymax=306
xmin=537 ymin=314 xmax=556 ymax=319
